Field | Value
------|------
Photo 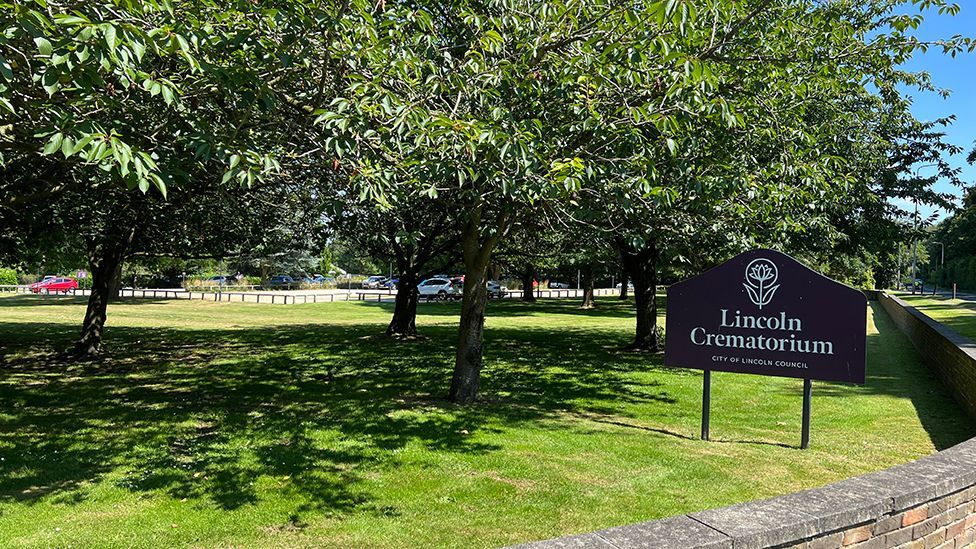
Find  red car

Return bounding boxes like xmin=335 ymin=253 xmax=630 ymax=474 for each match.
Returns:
xmin=30 ymin=276 xmax=79 ymax=294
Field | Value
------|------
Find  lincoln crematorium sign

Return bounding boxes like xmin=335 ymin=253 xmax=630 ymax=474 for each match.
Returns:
xmin=664 ymin=249 xmax=867 ymax=448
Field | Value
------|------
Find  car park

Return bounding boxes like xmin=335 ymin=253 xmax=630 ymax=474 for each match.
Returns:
xmin=29 ymin=276 xmax=78 ymax=294
xmin=418 ymin=277 xmax=459 ymax=300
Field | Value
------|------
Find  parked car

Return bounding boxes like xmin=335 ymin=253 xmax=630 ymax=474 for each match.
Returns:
xmin=418 ymin=277 xmax=458 ymax=300
xmin=303 ymin=274 xmax=335 ymax=286
xmin=487 ymin=280 xmax=507 ymax=298
xmin=207 ymin=275 xmax=235 ymax=285
xmin=30 ymin=276 xmax=78 ymax=294
xmin=615 ymin=282 xmax=635 ymax=290
xmin=381 ymin=278 xmax=399 ymax=290
xmin=361 ymin=275 xmax=388 ymax=289
xmin=548 ymin=281 xmax=570 ymax=289
xmin=267 ymin=275 xmax=295 ymax=287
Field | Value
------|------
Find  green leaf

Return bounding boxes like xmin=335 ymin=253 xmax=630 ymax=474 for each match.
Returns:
xmin=132 ymin=40 xmax=146 ymax=62
xmin=42 ymin=133 xmax=63 ymax=155
xmin=60 ymin=136 xmax=74 ymax=157
xmin=0 ymin=55 xmax=12 ymax=81
xmin=104 ymin=25 xmax=117 ymax=53
xmin=71 ymin=132 xmax=99 ymax=153
xmin=41 ymin=71 xmax=60 ymax=96
xmin=55 ymin=15 xmax=90 ymax=26
xmin=34 ymin=37 xmax=53 ymax=56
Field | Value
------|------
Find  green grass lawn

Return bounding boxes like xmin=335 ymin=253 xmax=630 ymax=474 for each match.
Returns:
xmin=897 ymin=293 xmax=976 ymax=340
xmin=0 ymin=295 xmax=971 ymax=548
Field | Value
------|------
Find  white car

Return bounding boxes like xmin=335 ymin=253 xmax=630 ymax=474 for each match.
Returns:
xmin=418 ymin=278 xmax=458 ymax=300
xmin=548 ymin=281 xmax=570 ymax=289
xmin=487 ymin=280 xmax=507 ymax=298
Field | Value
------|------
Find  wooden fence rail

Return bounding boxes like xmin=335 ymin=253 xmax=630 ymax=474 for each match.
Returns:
xmin=2 ymin=285 xmax=653 ymax=305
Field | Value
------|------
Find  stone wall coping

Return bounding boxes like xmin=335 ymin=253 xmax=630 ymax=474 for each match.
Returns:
xmin=513 ymin=292 xmax=976 ymax=549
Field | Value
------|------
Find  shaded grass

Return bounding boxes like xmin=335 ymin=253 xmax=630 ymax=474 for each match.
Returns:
xmin=0 ymin=295 xmax=971 ymax=548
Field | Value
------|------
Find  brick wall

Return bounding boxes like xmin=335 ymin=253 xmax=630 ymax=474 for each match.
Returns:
xmin=878 ymin=293 xmax=976 ymax=420
xmin=515 ymin=293 xmax=976 ymax=549
xmin=819 ymin=486 xmax=976 ymax=549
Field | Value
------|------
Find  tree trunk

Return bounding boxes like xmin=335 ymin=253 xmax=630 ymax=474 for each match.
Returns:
xmin=620 ymin=242 xmax=659 ymax=351
xmin=107 ymin=260 xmax=124 ymax=300
xmin=387 ymin=271 xmax=420 ymax=336
xmin=449 ymin=209 xmax=501 ymax=404
xmin=581 ymin=265 xmax=596 ymax=309
xmin=450 ymin=264 xmax=488 ymax=404
xmin=72 ymin=226 xmax=134 ymax=358
xmin=521 ymin=263 xmax=536 ymax=302
xmin=618 ymin=269 xmax=629 ymax=300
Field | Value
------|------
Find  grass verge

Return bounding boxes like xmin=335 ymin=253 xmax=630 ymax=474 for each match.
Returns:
xmin=0 ymin=295 xmax=971 ymax=548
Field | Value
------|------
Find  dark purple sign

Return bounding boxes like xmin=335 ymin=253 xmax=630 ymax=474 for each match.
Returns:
xmin=664 ymin=249 xmax=867 ymax=384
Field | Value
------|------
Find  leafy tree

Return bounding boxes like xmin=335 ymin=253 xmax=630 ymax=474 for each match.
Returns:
xmin=326 ymin=191 xmax=462 ymax=336
xmin=0 ymin=160 xmax=324 ymax=355
xmin=0 ymin=1 xmax=338 ymax=355
xmin=930 ymin=143 xmax=976 ymax=290
xmin=320 ymin=0 xmax=975 ymax=401
xmin=571 ymin=0 xmax=974 ymax=350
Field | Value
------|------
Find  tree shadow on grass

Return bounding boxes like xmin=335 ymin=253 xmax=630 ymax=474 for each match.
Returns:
xmin=0 ymin=295 xmax=178 ymax=307
xmin=0 ymin=316 xmax=677 ymax=522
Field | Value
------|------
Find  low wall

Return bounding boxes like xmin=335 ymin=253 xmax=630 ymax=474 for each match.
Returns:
xmin=878 ymin=293 xmax=976 ymax=421
xmin=516 ymin=293 xmax=976 ymax=549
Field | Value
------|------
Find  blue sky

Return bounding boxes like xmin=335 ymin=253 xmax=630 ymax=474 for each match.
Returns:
xmin=898 ymin=3 xmax=976 ymax=221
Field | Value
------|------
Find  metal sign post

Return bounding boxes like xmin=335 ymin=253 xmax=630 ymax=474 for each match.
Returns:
xmin=801 ymin=379 xmax=812 ymax=449
xmin=701 ymin=369 xmax=711 ymax=441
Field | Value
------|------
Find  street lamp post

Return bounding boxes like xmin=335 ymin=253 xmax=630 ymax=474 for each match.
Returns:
xmin=931 ymin=241 xmax=945 ymax=268
xmin=910 ymin=163 xmax=938 ymax=293
xmin=931 ymin=241 xmax=945 ymax=295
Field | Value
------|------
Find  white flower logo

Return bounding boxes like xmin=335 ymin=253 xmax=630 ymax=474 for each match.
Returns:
xmin=743 ymin=258 xmax=779 ymax=310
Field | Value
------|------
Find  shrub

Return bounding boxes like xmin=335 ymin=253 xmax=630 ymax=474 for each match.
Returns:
xmin=0 ymin=267 xmax=18 ymax=286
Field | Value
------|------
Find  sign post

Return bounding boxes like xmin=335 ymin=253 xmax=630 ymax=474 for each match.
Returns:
xmin=701 ymin=369 xmax=711 ymax=441
xmin=664 ymin=249 xmax=867 ymax=449
xmin=801 ymin=378 xmax=812 ymax=449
